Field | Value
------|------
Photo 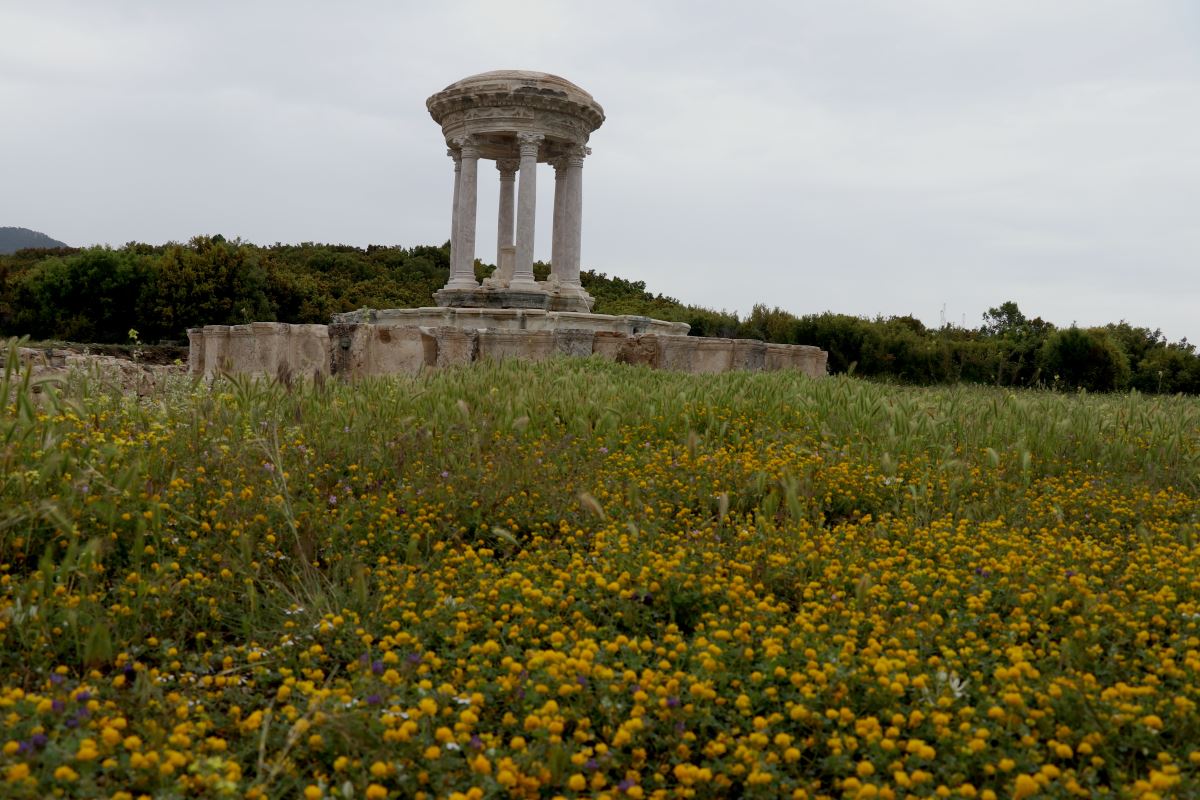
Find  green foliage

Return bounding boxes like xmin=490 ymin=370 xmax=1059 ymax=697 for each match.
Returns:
xmin=8 ymin=247 xmax=151 ymax=342
xmin=1 ymin=356 xmax=1199 ymax=795
xmin=138 ymin=236 xmax=273 ymax=337
xmin=1 ymin=242 xmax=1197 ymax=394
xmin=0 ymin=239 xmax=455 ymax=343
xmin=1038 ymin=326 xmax=1131 ymax=392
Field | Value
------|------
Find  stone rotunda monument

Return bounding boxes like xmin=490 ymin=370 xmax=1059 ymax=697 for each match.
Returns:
xmin=429 ymin=70 xmax=601 ymax=313
xmin=187 ymin=71 xmax=827 ymax=379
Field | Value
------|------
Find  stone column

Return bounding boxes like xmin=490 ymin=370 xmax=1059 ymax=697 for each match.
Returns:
xmin=447 ymin=147 xmax=461 ymax=266
xmin=445 ymin=136 xmax=480 ymax=290
xmin=550 ymin=158 xmax=567 ymax=284
xmin=511 ymin=132 xmax=543 ymax=292
xmin=559 ymin=144 xmax=589 ymax=292
xmin=495 ymin=159 xmax=518 ymax=283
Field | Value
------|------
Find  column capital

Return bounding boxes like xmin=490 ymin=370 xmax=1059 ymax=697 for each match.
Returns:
xmin=564 ymin=142 xmax=591 ymax=167
xmin=451 ymin=135 xmax=480 ymax=158
xmin=496 ymin=158 xmax=519 ymax=176
xmin=516 ymin=132 xmax=544 ymax=157
xmin=447 ymin=147 xmax=462 ymax=166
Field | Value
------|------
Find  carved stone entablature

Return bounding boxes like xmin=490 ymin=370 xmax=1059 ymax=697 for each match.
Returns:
xmin=428 ymin=71 xmax=603 ymax=163
xmin=428 ymin=70 xmax=604 ymax=130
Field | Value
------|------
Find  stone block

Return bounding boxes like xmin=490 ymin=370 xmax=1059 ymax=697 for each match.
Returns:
xmin=250 ymin=322 xmax=288 ymax=376
xmin=616 ymin=334 xmax=661 ymax=368
xmin=329 ymin=323 xmax=371 ymax=378
xmin=764 ymin=344 xmax=792 ymax=372
xmin=289 ymin=324 xmax=331 ymax=379
xmin=731 ymin=339 xmax=766 ymax=371
xmin=658 ymin=336 xmax=698 ymax=372
xmin=365 ymin=325 xmax=436 ymax=376
xmin=435 ymin=287 xmax=550 ymax=310
xmin=202 ymin=326 xmax=231 ymax=377
xmin=478 ymin=329 xmax=555 ymax=362
xmin=591 ymin=332 xmax=627 ymax=360
xmin=812 ymin=348 xmax=829 ymax=376
xmin=186 ymin=329 xmax=203 ymax=375
xmin=433 ymin=327 xmax=478 ymax=367
xmin=554 ymin=328 xmax=594 ymax=358
xmin=227 ymin=325 xmax=257 ymax=375
xmin=691 ymin=338 xmax=735 ymax=374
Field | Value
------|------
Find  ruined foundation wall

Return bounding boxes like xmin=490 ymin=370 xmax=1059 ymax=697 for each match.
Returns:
xmin=188 ymin=324 xmax=829 ymax=380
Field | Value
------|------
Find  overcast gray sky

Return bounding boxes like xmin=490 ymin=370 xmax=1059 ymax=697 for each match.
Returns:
xmin=3 ymin=0 xmax=1197 ymax=342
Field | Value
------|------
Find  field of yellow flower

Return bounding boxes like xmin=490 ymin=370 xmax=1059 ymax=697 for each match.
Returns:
xmin=2 ymin=348 xmax=1199 ymax=799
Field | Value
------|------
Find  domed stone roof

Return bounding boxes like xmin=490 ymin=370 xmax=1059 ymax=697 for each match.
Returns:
xmin=427 ymin=70 xmax=604 ymax=150
xmin=437 ymin=70 xmax=599 ymax=105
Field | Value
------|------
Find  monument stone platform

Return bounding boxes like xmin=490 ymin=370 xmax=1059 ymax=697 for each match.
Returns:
xmin=186 ymin=320 xmax=828 ymax=380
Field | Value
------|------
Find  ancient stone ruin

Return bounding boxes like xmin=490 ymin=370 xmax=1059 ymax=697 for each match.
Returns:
xmin=188 ymin=71 xmax=828 ymax=380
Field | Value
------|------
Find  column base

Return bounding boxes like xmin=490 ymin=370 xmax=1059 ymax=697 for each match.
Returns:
xmin=546 ymin=293 xmax=594 ymax=313
xmin=541 ymin=277 xmax=594 ymax=313
xmin=442 ymin=279 xmax=481 ymax=291
xmin=433 ymin=286 xmax=595 ymax=313
xmin=435 ymin=287 xmax=551 ymax=310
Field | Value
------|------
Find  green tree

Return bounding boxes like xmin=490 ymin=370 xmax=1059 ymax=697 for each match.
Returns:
xmin=1038 ymin=326 xmax=1131 ymax=392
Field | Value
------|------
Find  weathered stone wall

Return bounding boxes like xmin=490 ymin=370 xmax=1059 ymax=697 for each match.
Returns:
xmin=6 ymin=346 xmax=184 ymax=397
xmin=187 ymin=324 xmax=829 ymax=380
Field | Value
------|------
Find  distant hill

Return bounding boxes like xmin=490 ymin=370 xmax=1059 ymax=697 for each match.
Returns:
xmin=0 ymin=227 xmax=69 ymax=254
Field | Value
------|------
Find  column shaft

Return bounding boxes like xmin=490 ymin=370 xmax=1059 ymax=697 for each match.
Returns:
xmin=446 ymin=138 xmax=480 ymax=290
xmin=550 ymin=160 xmax=566 ymax=283
xmin=511 ymin=133 xmax=543 ymax=291
xmin=448 ymin=148 xmax=461 ymax=269
xmin=496 ymin=160 xmax=517 ymax=269
xmin=560 ymin=145 xmax=587 ymax=289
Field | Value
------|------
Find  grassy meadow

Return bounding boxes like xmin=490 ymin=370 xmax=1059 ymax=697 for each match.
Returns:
xmin=2 ymin=348 xmax=1199 ymax=799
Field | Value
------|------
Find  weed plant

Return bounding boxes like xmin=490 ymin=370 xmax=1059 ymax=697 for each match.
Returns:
xmin=1 ymin=342 xmax=1199 ymax=798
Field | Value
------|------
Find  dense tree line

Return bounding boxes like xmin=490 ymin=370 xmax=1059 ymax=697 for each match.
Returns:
xmin=1 ymin=238 xmax=1196 ymax=393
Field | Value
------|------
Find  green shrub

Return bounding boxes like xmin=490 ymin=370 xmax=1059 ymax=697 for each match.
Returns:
xmin=1038 ymin=326 xmax=1131 ymax=392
